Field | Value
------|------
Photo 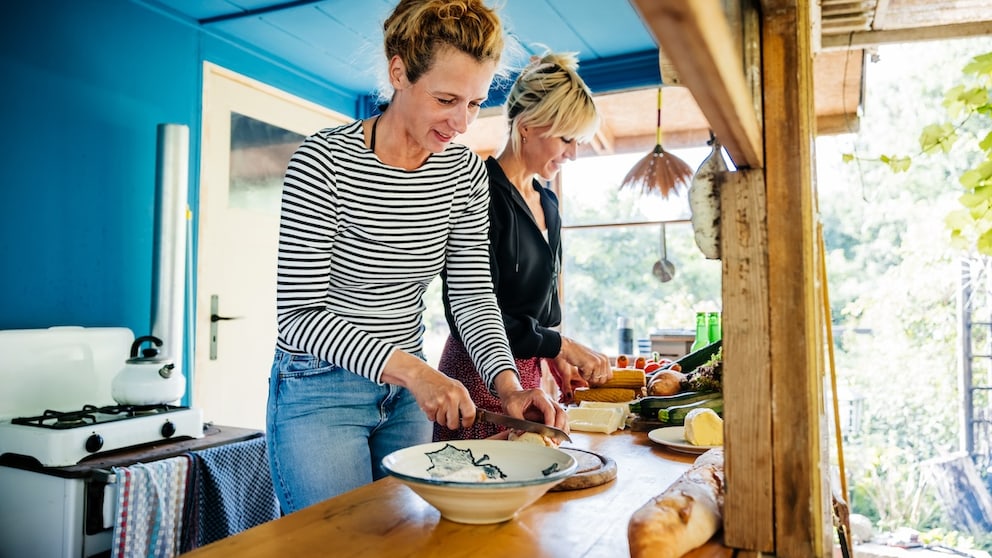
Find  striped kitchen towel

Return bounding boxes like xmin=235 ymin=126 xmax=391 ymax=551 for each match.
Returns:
xmin=111 ymin=455 xmax=192 ymax=558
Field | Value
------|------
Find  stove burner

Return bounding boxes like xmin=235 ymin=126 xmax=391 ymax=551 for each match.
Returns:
xmin=12 ymin=404 xmax=188 ymax=430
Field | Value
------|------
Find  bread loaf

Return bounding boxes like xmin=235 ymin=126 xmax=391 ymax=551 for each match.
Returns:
xmin=507 ymin=430 xmax=559 ymax=447
xmin=627 ymin=448 xmax=725 ymax=558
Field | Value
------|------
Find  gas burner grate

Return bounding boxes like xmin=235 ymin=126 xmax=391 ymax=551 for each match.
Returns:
xmin=11 ymin=404 xmax=188 ymax=429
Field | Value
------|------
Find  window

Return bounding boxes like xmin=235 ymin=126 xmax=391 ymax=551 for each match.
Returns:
xmin=558 ymin=148 xmax=723 ymax=354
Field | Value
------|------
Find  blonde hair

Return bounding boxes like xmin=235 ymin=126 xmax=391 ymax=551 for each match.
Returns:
xmin=504 ymin=51 xmax=599 ymax=154
xmin=383 ymin=0 xmax=504 ymax=85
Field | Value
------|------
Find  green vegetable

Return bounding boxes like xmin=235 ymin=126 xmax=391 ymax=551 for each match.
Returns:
xmin=682 ymin=345 xmax=724 ymax=393
xmin=664 ymin=339 xmax=722 ymax=376
xmin=630 ymin=391 xmax=720 ymax=418
xmin=657 ymin=397 xmax=724 ymax=425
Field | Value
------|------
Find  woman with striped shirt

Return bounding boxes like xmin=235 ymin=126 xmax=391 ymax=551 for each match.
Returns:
xmin=265 ymin=0 xmax=567 ymax=513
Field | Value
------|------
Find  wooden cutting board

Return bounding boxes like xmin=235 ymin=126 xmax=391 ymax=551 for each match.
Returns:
xmin=551 ymin=447 xmax=617 ymax=491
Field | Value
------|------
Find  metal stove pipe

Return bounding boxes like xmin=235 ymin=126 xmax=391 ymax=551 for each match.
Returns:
xmin=150 ymin=123 xmax=189 ymax=373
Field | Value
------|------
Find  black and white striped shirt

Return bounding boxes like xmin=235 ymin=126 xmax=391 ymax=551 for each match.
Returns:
xmin=275 ymin=120 xmax=516 ymax=390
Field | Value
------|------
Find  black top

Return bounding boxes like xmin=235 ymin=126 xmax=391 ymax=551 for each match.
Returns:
xmin=444 ymin=156 xmax=563 ymax=358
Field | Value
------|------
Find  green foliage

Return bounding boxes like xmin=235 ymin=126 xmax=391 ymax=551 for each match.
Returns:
xmin=846 ymin=49 xmax=992 ymax=255
xmin=845 ymin=445 xmax=943 ymax=531
xmin=920 ymin=122 xmax=958 ymax=155
xmin=820 ymin=37 xmax=992 ymax=551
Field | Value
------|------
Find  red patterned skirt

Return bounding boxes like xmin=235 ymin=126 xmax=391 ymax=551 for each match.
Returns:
xmin=433 ymin=335 xmax=543 ymax=441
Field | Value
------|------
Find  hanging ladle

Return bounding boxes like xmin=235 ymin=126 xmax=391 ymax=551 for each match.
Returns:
xmin=652 ymin=222 xmax=676 ymax=282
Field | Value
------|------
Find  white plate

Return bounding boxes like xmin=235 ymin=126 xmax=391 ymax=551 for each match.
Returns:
xmin=647 ymin=426 xmax=721 ymax=454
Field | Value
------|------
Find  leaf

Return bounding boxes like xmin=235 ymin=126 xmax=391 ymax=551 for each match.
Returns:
xmin=942 ymin=84 xmax=967 ymax=118
xmin=885 ymin=156 xmax=911 ymax=173
xmin=842 ymin=153 xmax=855 ymax=163
xmin=977 ymin=227 xmax=992 ymax=256
xmin=948 ymin=229 xmax=971 ymax=252
xmin=979 ymin=131 xmax=992 ymax=154
xmin=959 ymin=160 xmax=992 ymax=190
xmin=969 ymin=203 xmax=988 ymax=220
xmin=959 ymin=190 xmax=988 ymax=208
xmin=945 ymin=208 xmax=973 ymax=231
xmin=918 ymin=123 xmax=957 ymax=155
xmin=963 ymin=52 xmax=992 ymax=80
xmin=960 ymin=86 xmax=989 ymax=111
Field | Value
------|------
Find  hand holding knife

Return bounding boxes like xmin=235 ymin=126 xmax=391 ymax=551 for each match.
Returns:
xmin=475 ymin=409 xmax=572 ymax=444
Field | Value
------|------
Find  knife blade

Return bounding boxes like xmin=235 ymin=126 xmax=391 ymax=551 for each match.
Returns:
xmin=476 ymin=409 xmax=572 ymax=444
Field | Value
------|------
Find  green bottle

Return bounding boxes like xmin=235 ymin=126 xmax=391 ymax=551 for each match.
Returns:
xmin=690 ymin=312 xmax=709 ymax=351
xmin=707 ymin=312 xmax=722 ymax=342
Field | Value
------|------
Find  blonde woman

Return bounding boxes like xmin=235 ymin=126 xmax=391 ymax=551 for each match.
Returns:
xmin=435 ymin=52 xmax=612 ymax=442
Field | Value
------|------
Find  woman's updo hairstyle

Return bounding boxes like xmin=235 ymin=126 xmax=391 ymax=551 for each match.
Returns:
xmin=503 ymin=51 xmax=600 ymax=155
xmin=383 ymin=0 xmax=504 ymax=85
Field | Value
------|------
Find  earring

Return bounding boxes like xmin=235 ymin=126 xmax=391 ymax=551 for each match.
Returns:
xmin=522 ymin=136 xmax=527 ymax=143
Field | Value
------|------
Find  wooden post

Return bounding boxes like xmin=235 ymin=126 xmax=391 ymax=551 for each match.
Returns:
xmin=722 ymin=168 xmax=775 ymax=552
xmin=762 ymin=0 xmax=833 ymax=555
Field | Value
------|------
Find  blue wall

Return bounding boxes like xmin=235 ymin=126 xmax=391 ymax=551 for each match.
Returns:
xmin=0 ymin=1 xmax=352 ymax=393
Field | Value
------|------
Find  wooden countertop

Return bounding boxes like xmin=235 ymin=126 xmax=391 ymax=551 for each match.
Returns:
xmin=181 ymin=427 xmax=732 ymax=558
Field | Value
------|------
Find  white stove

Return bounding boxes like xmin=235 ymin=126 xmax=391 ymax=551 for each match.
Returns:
xmin=0 ymin=326 xmax=206 ymax=558
xmin=0 ymin=403 xmax=204 ymax=467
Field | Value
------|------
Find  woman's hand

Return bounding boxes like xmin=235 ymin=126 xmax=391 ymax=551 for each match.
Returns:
xmin=546 ymin=358 xmax=588 ymax=403
xmin=493 ymin=370 xmax=569 ymax=431
xmin=558 ymin=336 xmax=612 ymax=386
xmin=380 ymin=349 xmax=476 ymax=431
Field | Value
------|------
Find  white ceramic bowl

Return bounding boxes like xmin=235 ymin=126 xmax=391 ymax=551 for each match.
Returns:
xmin=381 ymin=439 xmax=578 ymax=524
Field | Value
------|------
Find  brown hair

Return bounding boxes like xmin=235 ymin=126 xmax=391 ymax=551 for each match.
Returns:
xmin=383 ymin=0 xmax=504 ymax=84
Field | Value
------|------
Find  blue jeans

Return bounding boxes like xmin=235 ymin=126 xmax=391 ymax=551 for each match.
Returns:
xmin=266 ymin=348 xmax=432 ymax=514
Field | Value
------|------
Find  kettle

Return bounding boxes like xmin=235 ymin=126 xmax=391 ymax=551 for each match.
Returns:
xmin=111 ymin=335 xmax=186 ymax=406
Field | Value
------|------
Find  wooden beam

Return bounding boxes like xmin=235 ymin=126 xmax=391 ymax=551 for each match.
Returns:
xmin=821 ymin=20 xmax=992 ymax=50
xmin=628 ymin=0 xmax=764 ymax=169
xmin=762 ymin=1 xmax=833 ymax=556
xmin=721 ymin=167 xmax=775 ymax=552
xmin=817 ymin=113 xmax=860 ymax=135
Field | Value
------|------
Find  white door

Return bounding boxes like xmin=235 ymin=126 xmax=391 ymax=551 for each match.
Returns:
xmin=195 ymin=63 xmax=349 ymax=429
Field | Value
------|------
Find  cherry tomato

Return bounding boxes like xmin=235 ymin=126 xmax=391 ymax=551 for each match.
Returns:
xmin=616 ymin=355 xmax=629 ymax=368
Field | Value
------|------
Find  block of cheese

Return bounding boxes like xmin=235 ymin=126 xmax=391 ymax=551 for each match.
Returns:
xmin=578 ymin=400 xmax=631 ymax=422
xmin=683 ymin=408 xmax=724 ymax=446
xmin=566 ymin=406 xmax=625 ymax=434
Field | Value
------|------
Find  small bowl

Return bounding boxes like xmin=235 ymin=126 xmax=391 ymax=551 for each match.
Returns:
xmin=381 ymin=439 xmax=578 ymax=524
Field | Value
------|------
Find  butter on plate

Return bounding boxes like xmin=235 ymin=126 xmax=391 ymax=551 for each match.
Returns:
xmin=567 ymin=404 xmax=628 ymax=434
xmin=683 ymin=408 xmax=724 ymax=446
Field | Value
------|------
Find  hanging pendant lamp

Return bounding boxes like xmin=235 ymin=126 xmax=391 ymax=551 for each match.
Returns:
xmin=618 ymin=87 xmax=693 ymax=199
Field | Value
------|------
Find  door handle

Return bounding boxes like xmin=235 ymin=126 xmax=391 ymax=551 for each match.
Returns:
xmin=209 ymin=295 xmax=242 ymax=360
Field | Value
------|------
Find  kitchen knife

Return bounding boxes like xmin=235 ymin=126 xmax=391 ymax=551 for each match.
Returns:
xmin=476 ymin=409 xmax=572 ymax=444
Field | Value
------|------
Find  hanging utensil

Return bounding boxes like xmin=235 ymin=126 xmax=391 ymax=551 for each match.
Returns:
xmin=652 ymin=223 xmax=676 ymax=282
xmin=619 ymin=87 xmax=693 ymax=199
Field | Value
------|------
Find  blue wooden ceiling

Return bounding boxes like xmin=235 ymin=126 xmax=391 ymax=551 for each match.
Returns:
xmin=139 ymin=0 xmax=661 ymax=112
